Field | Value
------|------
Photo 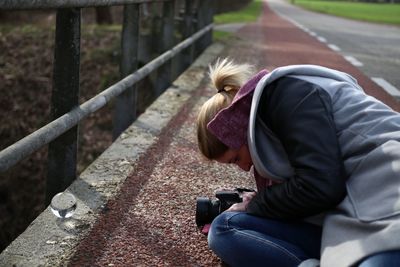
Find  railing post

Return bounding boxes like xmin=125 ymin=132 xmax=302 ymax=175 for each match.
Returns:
xmin=194 ymin=0 xmax=213 ymax=57
xmin=155 ymin=0 xmax=175 ymax=96
xmin=46 ymin=8 xmax=81 ymax=204
xmin=194 ymin=0 xmax=205 ymax=57
xmin=182 ymin=0 xmax=194 ymax=69
xmin=204 ymin=0 xmax=214 ymax=45
xmin=113 ymin=4 xmax=140 ymax=140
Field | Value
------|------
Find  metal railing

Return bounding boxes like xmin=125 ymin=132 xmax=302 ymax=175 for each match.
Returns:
xmin=0 ymin=0 xmax=213 ymax=203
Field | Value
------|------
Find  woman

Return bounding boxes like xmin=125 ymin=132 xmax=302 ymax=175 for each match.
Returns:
xmin=196 ymin=58 xmax=400 ymax=267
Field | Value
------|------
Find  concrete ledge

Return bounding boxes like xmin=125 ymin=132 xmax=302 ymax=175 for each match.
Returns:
xmin=0 ymin=42 xmax=225 ymax=267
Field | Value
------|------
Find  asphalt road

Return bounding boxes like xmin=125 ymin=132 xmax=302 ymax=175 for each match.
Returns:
xmin=267 ymin=0 xmax=400 ymax=98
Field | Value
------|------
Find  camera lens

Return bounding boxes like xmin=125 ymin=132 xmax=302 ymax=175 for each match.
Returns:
xmin=195 ymin=197 xmax=221 ymax=227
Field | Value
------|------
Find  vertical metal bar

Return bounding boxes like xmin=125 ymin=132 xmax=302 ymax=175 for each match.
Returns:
xmin=155 ymin=0 xmax=175 ymax=95
xmin=113 ymin=4 xmax=140 ymax=140
xmin=170 ymin=0 xmax=182 ymax=79
xmin=196 ymin=0 xmax=212 ymax=52
xmin=46 ymin=8 xmax=81 ymax=204
xmin=194 ymin=0 xmax=207 ymax=57
xmin=181 ymin=0 xmax=193 ymax=70
xmin=204 ymin=0 xmax=213 ymax=45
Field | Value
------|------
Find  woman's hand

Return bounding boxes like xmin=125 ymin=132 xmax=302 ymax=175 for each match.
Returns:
xmin=227 ymin=191 xmax=257 ymax=212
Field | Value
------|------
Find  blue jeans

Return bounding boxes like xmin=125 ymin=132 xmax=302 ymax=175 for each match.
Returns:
xmin=208 ymin=211 xmax=322 ymax=267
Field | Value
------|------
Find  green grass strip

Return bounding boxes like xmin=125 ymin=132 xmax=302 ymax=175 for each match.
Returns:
xmin=294 ymin=1 xmax=400 ymax=25
xmin=213 ymin=30 xmax=232 ymax=41
xmin=214 ymin=0 xmax=263 ymax=24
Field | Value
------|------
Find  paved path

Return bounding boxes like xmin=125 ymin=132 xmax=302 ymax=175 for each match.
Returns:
xmin=69 ymin=1 xmax=400 ymax=265
xmin=267 ymin=0 xmax=400 ymax=97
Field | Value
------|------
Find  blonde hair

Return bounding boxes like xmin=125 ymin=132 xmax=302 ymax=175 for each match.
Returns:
xmin=197 ymin=58 xmax=254 ymax=159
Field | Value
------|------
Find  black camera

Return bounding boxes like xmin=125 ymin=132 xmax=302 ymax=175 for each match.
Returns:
xmin=195 ymin=188 xmax=254 ymax=227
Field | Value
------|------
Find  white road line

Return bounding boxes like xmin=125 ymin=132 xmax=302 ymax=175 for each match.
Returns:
xmin=309 ymin=31 xmax=317 ymax=36
xmin=295 ymin=24 xmax=309 ymax=33
xmin=317 ymin=36 xmax=327 ymax=43
xmin=294 ymin=22 xmax=304 ymax=29
xmin=328 ymin=44 xmax=341 ymax=51
xmin=282 ymin=15 xmax=303 ymax=29
xmin=371 ymin=77 xmax=400 ymax=99
xmin=344 ymin=55 xmax=364 ymax=66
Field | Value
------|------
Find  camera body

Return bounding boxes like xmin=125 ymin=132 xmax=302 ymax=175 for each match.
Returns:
xmin=195 ymin=188 xmax=254 ymax=227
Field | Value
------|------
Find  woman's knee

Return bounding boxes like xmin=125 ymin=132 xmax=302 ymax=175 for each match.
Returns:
xmin=208 ymin=212 xmax=239 ymax=251
xmin=208 ymin=212 xmax=228 ymax=248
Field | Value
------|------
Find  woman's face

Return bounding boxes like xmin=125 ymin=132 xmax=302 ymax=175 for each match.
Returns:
xmin=216 ymin=145 xmax=253 ymax=172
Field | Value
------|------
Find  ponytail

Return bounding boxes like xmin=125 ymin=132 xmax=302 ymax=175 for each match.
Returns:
xmin=209 ymin=58 xmax=254 ymax=94
xmin=197 ymin=58 xmax=254 ymax=159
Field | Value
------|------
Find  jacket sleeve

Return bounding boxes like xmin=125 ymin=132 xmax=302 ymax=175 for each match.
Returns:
xmin=246 ymin=77 xmax=346 ymax=219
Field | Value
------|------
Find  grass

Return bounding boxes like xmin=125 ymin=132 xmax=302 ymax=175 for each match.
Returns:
xmin=213 ymin=30 xmax=232 ymax=41
xmin=213 ymin=0 xmax=263 ymax=41
xmin=294 ymin=1 xmax=400 ymax=25
xmin=214 ymin=0 xmax=263 ymax=24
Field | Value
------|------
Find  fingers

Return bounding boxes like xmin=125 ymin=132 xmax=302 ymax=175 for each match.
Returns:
xmin=227 ymin=202 xmax=247 ymax=212
xmin=226 ymin=192 xmax=257 ymax=212
xmin=242 ymin=191 xmax=256 ymax=202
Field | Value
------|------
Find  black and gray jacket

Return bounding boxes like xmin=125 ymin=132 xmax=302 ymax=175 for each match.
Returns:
xmin=246 ymin=65 xmax=400 ymax=267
